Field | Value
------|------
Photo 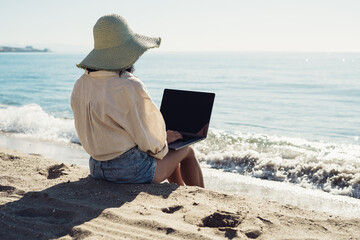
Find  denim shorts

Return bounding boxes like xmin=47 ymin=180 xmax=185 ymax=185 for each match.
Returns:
xmin=89 ymin=147 xmax=157 ymax=184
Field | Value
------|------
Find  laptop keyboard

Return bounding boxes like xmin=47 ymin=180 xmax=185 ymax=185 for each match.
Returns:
xmin=180 ymin=135 xmax=194 ymax=142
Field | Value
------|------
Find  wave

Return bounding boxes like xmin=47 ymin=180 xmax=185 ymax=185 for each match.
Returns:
xmin=0 ymin=104 xmax=79 ymax=144
xmin=1 ymin=104 xmax=359 ymax=199
xmin=195 ymin=130 xmax=360 ymax=199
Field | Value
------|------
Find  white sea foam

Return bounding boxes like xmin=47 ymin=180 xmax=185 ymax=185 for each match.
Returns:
xmin=0 ymin=104 xmax=79 ymax=144
xmin=194 ymin=129 xmax=360 ymax=198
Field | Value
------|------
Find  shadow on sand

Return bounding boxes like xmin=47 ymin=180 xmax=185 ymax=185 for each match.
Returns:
xmin=0 ymin=176 xmax=179 ymax=239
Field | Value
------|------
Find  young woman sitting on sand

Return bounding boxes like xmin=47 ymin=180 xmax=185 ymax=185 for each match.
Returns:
xmin=71 ymin=14 xmax=204 ymax=187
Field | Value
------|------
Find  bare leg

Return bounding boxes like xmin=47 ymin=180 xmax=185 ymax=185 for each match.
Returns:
xmin=167 ymin=164 xmax=185 ymax=186
xmin=153 ymin=146 xmax=204 ymax=188
xmin=180 ymin=147 xmax=204 ymax=187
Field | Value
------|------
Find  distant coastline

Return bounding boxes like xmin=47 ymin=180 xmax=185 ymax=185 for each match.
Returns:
xmin=0 ymin=45 xmax=50 ymax=52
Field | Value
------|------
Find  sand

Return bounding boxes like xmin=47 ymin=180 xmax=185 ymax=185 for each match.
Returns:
xmin=0 ymin=147 xmax=359 ymax=240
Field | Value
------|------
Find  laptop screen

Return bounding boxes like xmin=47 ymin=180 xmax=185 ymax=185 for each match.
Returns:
xmin=160 ymin=89 xmax=215 ymax=137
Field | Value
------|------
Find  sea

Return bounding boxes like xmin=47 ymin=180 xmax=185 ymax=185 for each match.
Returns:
xmin=1 ymin=52 xmax=360 ymax=217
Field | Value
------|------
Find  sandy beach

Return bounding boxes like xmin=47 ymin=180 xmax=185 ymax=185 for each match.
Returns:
xmin=1 ymin=147 xmax=359 ymax=239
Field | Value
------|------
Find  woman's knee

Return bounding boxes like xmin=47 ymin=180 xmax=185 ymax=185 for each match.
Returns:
xmin=181 ymin=145 xmax=196 ymax=163
xmin=186 ymin=145 xmax=195 ymax=157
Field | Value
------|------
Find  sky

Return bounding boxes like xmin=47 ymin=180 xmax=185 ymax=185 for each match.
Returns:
xmin=0 ymin=0 xmax=359 ymax=53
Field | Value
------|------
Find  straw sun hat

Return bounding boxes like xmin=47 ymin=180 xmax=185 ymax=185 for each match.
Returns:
xmin=77 ymin=14 xmax=161 ymax=71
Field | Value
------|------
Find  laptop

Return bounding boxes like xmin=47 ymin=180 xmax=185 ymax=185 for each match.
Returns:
xmin=160 ymin=89 xmax=215 ymax=150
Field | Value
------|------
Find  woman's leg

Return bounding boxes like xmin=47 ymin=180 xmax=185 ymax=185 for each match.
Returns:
xmin=153 ymin=146 xmax=204 ymax=187
xmin=179 ymin=147 xmax=204 ymax=187
xmin=167 ymin=164 xmax=185 ymax=186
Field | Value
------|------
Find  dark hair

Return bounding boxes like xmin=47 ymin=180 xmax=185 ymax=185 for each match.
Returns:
xmin=86 ymin=68 xmax=98 ymax=73
xmin=86 ymin=65 xmax=135 ymax=76
xmin=120 ymin=65 xmax=135 ymax=76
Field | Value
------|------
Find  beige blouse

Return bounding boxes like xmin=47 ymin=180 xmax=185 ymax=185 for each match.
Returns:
xmin=71 ymin=70 xmax=168 ymax=161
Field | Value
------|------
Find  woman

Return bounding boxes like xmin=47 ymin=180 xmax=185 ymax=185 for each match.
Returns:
xmin=71 ymin=14 xmax=204 ymax=187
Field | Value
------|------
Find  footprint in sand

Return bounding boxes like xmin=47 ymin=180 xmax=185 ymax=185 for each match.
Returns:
xmin=161 ymin=205 xmax=183 ymax=214
xmin=200 ymin=211 xmax=243 ymax=228
xmin=46 ymin=163 xmax=69 ymax=179
xmin=0 ymin=185 xmax=26 ymax=196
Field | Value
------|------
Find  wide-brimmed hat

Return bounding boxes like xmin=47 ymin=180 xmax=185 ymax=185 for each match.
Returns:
xmin=77 ymin=14 xmax=161 ymax=71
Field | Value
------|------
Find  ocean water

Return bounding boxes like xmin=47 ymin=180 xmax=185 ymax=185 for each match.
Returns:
xmin=0 ymin=52 xmax=359 ymax=199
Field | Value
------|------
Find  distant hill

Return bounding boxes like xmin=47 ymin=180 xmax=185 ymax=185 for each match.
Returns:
xmin=0 ymin=46 xmax=50 ymax=52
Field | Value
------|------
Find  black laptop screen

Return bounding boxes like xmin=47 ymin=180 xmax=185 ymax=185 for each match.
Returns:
xmin=160 ymin=89 xmax=215 ymax=137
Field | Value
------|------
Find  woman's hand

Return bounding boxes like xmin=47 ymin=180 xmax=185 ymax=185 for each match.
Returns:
xmin=166 ymin=130 xmax=183 ymax=144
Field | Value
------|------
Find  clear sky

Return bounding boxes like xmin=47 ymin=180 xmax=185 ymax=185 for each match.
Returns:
xmin=1 ymin=0 xmax=359 ymax=53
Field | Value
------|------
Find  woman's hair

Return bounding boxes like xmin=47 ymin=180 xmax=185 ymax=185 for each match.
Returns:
xmin=86 ymin=68 xmax=98 ymax=73
xmin=86 ymin=65 xmax=135 ymax=76
xmin=120 ymin=65 xmax=135 ymax=76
